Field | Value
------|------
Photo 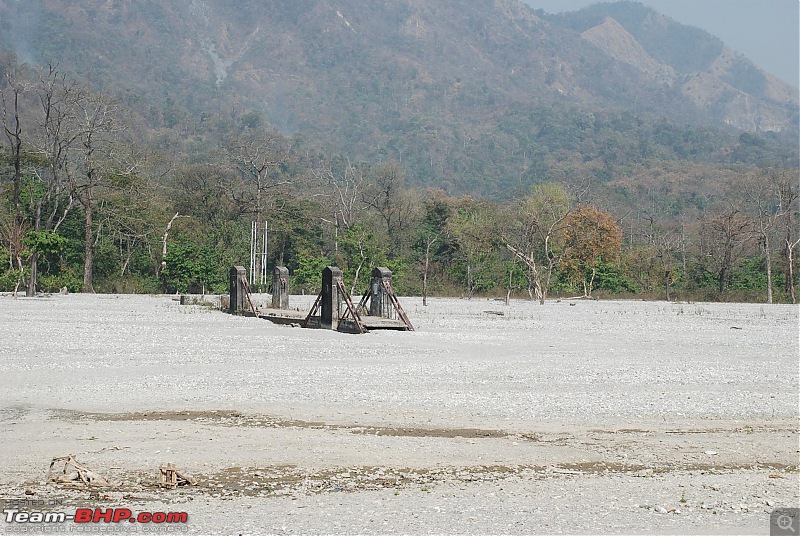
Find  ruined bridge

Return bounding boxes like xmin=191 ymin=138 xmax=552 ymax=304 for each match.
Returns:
xmin=229 ymin=265 xmax=413 ymax=334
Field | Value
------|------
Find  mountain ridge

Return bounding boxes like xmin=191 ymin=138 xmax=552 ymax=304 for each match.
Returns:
xmin=574 ymin=11 xmax=795 ymax=133
xmin=0 ymin=0 xmax=796 ymax=196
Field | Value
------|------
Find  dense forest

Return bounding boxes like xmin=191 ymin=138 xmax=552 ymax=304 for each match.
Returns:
xmin=1 ymin=57 xmax=798 ymax=304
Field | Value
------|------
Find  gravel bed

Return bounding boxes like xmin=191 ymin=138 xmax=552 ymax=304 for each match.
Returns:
xmin=0 ymin=293 xmax=797 ymax=534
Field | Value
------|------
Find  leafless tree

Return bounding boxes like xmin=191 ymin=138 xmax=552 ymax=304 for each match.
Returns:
xmin=310 ymin=157 xmax=367 ymax=255
xmin=361 ymin=161 xmax=417 ymax=255
xmin=228 ymin=132 xmax=292 ymax=283
xmin=742 ymin=170 xmax=788 ymax=303
xmin=767 ymin=171 xmax=799 ymax=303
xmin=24 ymin=65 xmax=84 ymax=295
xmin=504 ymin=183 xmax=572 ymax=304
xmin=1 ymin=71 xmax=27 ymax=293
xmin=420 ymin=232 xmax=437 ymax=306
xmin=701 ymin=203 xmax=752 ymax=295
xmin=636 ymin=211 xmax=683 ymax=300
xmin=2 ymin=72 xmax=23 ymax=223
xmin=73 ymin=91 xmax=115 ymax=292
xmin=159 ymin=211 xmax=189 ymax=291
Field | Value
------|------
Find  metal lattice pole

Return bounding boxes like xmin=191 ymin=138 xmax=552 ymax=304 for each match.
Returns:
xmin=261 ymin=221 xmax=268 ymax=287
xmin=249 ymin=221 xmax=256 ymax=286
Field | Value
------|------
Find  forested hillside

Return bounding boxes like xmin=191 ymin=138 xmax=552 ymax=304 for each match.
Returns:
xmin=1 ymin=0 xmax=796 ymax=192
xmin=0 ymin=1 xmax=797 ymax=303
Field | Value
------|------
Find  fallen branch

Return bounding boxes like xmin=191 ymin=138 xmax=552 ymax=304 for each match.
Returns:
xmin=47 ymin=455 xmax=110 ymax=487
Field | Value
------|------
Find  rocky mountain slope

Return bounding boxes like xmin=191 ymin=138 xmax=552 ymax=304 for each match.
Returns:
xmin=563 ymin=3 xmax=797 ymax=133
xmin=0 ymin=0 xmax=796 ymax=195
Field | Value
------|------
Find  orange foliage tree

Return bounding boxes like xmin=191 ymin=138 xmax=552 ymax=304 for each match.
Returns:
xmin=562 ymin=205 xmax=623 ymax=297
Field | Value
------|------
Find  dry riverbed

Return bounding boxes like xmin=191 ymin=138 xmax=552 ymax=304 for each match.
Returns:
xmin=0 ymin=294 xmax=797 ymax=534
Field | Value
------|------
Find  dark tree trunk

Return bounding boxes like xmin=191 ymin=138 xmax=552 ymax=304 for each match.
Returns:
xmin=83 ymin=202 xmax=94 ymax=292
xmin=27 ymin=253 xmax=38 ymax=297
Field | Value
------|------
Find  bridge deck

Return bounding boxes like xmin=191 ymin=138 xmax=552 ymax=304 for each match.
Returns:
xmin=360 ymin=316 xmax=410 ymax=330
xmin=258 ymin=309 xmax=410 ymax=332
xmin=257 ymin=308 xmax=307 ymax=325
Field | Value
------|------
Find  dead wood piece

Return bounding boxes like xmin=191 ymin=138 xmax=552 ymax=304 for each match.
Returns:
xmin=48 ymin=455 xmax=110 ymax=487
xmin=158 ymin=463 xmax=196 ymax=488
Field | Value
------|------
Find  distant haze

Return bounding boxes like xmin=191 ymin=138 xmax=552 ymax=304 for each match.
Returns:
xmin=521 ymin=0 xmax=800 ymax=88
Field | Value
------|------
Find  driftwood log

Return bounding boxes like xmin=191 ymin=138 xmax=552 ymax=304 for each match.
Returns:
xmin=47 ymin=455 xmax=110 ymax=487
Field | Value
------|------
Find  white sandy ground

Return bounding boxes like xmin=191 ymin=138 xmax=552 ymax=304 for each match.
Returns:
xmin=0 ymin=293 xmax=797 ymax=535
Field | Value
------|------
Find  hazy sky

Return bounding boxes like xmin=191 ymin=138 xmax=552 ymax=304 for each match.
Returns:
xmin=520 ymin=0 xmax=799 ymax=88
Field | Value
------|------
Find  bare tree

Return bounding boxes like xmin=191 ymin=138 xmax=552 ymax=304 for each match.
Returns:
xmin=773 ymin=171 xmax=799 ymax=303
xmin=633 ymin=211 xmax=683 ymax=301
xmin=421 ymin=232 xmax=438 ymax=306
xmin=2 ymin=71 xmax=23 ymax=223
xmin=228 ymin=132 xmax=292 ymax=284
xmin=742 ymin=170 xmax=787 ymax=303
xmin=310 ymin=157 xmax=367 ymax=255
xmin=655 ymin=230 xmax=682 ymax=301
xmin=24 ymin=66 xmax=83 ymax=295
xmin=361 ymin=161 xmax=417 ymax=255
xmin=73 ymin=91 xmax=115 ymax=292
xmin=701 ymin=204 xmax=752 ymax=296
xmin=159 ymin=211 xmax=188 ymax=292
xmin=1 ymin=71 xmax=27 ymax=293
xmin=504 ymin=183 xmax=572 ymax=304
xmin=345 ymin=226 xmax=370 ymax=297
xmin=0 ymin=211 xmax=26 ymax=295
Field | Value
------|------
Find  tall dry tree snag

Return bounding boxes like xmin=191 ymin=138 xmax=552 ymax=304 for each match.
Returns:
xmin=742 ymin=169 xmax=794 ymax=304
xmin=0 ymin=213 xmax=25 ymax=295
xmin=24 ymin=66 xmax=83 ymax=295
xmin=2 ymin=72 xmax=23 ymax=224
xmin=786 ymin=237 xmax=800 ymax=304
xmin=361 ymin=161 xmax=418 ymax=254
xmin=74 ymin=91 xmax=115 ymax=292
xmin=656 ymin=230 xmax=682 ymax=301
xmin=311 ymin=157 xmax=366 ymax=256
xmin=701 ymin=204 xmax=752 ymax=296
xmin=158 ymin=211 xmax=187 ymax=291
xmin=420 ymin=231 xmax=437 ymax=306
xmin=1 ymin=71 xmax=27 ymax=293
xmin=228 ymin=132 xmax=292 ymax=285
xmin=771 ymin=172 xmax=799 ymax=303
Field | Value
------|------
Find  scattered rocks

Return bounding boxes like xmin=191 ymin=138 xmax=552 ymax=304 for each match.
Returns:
xmin=1 ymin=296 xmax=797 ymax=533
